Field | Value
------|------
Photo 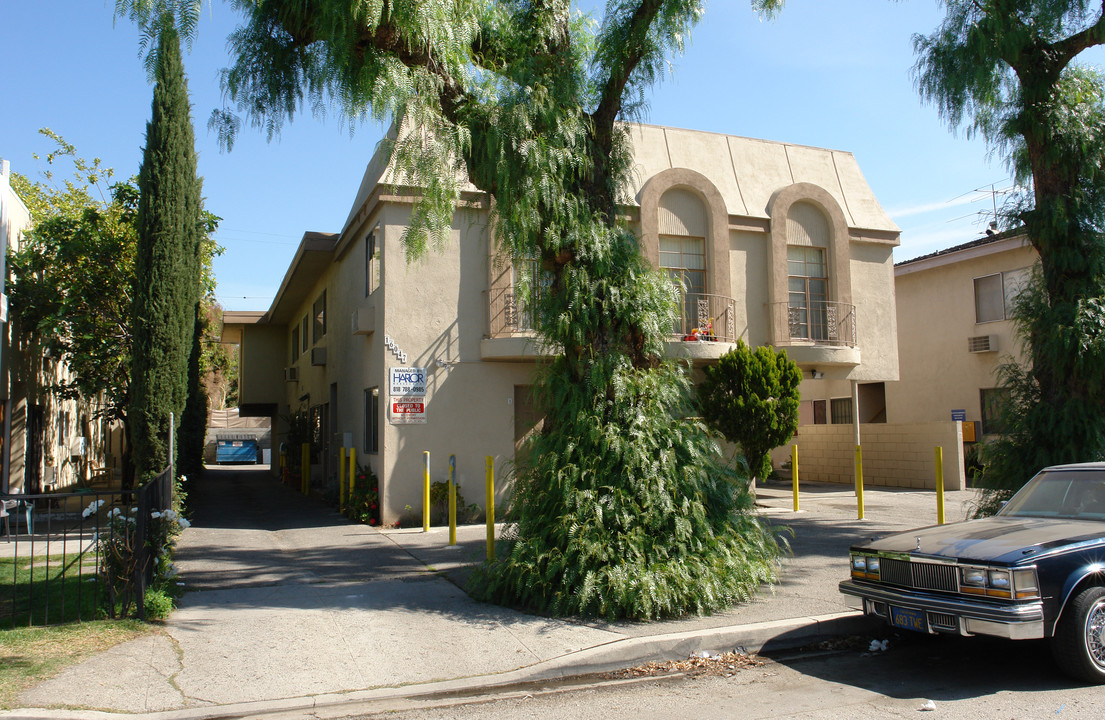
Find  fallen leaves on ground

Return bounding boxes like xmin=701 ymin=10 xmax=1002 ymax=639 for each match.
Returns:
xmin=602 ymin=651 xmax=766 ymax=680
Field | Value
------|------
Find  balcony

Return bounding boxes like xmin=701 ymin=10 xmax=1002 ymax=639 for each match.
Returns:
xmin=770 ymin=300 xmax=860 ymax=366
xmin=484 ymin=286 xmax=742 ymax=362
xmin=482 ymin=285 xmax=546 ymax=360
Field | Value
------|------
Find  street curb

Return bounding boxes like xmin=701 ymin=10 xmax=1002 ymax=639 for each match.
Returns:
xmin=0 ymin=611 xmax=879 ymax=720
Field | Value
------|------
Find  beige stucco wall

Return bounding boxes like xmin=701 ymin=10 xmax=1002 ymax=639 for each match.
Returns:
xmin=848 ymin=242 xmax=899 ymax=382
xmin=240 ymin=324 xmax=288 ymax=410
xmin=269 ymin=200 xmax=532 ymax=524
xmin=374 ymin=203 xmax=531 ymax=523
xmin=772 ymin=421 xmax=965 ymax=490
xmin=886 ymin=239 xmax=1036 ymax=428
xmin=228 ymin=123 xmax=906 ymax=516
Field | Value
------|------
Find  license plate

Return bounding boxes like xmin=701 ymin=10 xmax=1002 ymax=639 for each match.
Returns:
xmin=890 ymin=606 xmax=927 ymax=632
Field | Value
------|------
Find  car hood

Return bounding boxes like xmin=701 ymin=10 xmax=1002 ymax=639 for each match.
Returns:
xmin=856 ymin=516 xmax=1105 ymax=565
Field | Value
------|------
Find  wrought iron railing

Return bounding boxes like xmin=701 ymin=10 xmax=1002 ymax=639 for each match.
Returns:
xmin=1 ymin=466 xmax=172 ymax=628
xmin=489 ymin=286 xmax=740 ymax=345
xmin=770 ymin=300 xmax=857 ymax=347
xmin=670 ymin=292 xmax=739 ymax=343
xmin=488 ymin=285 xmax=536 ymax=337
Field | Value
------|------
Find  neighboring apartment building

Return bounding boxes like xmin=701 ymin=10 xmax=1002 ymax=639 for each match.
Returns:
xmin=0 ymin=159 xmax=116 ymax=494
xmin=887 ymin=232 xmax=1036 ymax=450
xmin=223 ymin=124 xmax=905 ymax=522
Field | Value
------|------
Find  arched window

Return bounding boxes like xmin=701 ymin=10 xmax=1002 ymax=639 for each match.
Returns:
xmin=787 ymin=202 xmax=831 ymax=340
xmin=658 ymin=189 xmax=708 ymax=335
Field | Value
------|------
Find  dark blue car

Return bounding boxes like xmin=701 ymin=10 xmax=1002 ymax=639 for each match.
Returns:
xmin=840 ymin=463 xmax=1105 ymax=683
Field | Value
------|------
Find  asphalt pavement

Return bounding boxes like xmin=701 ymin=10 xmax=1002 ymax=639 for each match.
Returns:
xmin=3 ymin=465 xmax=978 ymax=720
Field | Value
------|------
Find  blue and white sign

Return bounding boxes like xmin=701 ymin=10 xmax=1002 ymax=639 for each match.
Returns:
xmin=390 ymin=367 xmax=427 ymax=397
xmin=951 ymin=409 xmax=967 ymax=422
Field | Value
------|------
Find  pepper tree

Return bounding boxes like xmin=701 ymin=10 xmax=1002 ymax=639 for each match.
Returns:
xmin=915 ymin=2 xmax=1105 ymax=504
xmin=124 ymin=0 xmax=787 ymax=618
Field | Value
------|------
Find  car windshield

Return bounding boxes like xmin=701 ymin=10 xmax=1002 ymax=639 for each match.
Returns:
xmin=998 ymin=469 xmax=1105 ymax=520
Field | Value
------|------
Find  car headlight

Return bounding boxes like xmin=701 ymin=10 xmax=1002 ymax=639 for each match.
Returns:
xmin=850 ymin=554 xmax=879 ymax=579
xmin=988 ymin=569 xmax=1011 ymax=590
xmin=961 ymin=567 xmax=987 ymax=587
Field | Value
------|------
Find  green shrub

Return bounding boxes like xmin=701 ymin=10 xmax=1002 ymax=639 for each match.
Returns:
xmin=143 ymin=588 xmax=174 ymax=620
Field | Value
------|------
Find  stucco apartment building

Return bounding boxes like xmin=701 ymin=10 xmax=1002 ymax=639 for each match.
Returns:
xmin=224 ymin=124 xmax=909 ymax=523
xmin=887 ymin=232 xmax=1035 ymax=454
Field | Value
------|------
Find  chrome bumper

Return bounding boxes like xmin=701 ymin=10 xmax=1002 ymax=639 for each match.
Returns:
xmin=839 ymin=579 xmax=1045 ymax=640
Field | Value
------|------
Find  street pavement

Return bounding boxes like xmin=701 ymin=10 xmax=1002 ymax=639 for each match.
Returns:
xmin=4 ymin=465 xmax=978 ymax=720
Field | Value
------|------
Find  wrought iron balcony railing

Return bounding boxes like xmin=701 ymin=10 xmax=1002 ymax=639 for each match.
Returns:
xmin=670 ymin=292 xmax=738 ymax=343
xmin=489 ymin=286 xmax=739 ymax=344
xmin=771 ymin=300 xmax=857 ymax=348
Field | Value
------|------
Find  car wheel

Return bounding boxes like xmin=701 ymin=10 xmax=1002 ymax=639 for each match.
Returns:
xmin=1052 ymin=585 xmax=1105 ymax=683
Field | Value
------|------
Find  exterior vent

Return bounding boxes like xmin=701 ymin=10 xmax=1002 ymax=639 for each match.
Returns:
xmin=968 ymin=335 xmax=997 ymax=353
xmin=284 ymin=367 xmax=298 ymax=382
xmin=311 ymin=347 xmax=327 ymax=366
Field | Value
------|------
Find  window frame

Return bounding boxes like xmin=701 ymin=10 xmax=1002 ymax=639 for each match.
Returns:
xmin=312 ymin=291 xmax=327 ymax=344
xmin=974 ymin=268 xmax=1031 ymax=324
xmin=364 ymin=230 xmax=377 ymax=298
xmin=787 ymin=245 xmax=830 ymax=341
xmin=365 ymin=387 xmax=380 ymax=454
xmin=980 ymin=387 xmax=1010 ymax=435
xmin=659 ymin=234 xmax=707 ymax=335
xmin=830 ymin=397 xmax=853 ymax=425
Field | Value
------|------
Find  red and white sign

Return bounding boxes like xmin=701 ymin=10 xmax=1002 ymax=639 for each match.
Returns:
xmin=389 ymin=400 xmax=427 ymax=425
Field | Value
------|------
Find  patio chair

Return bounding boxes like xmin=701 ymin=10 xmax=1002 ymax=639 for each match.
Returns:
xmin=1 ymin=498 xmax=33 ymax=540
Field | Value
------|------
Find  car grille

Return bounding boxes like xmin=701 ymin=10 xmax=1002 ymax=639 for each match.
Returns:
xmin=927 ymin=612 xmax=958 ymax=632
xmin=879 ymin=558 xmax=958 ymax=593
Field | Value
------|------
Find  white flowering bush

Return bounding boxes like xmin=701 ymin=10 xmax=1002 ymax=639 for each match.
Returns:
xmin=82 ymin=476 xmax=191 ymax=620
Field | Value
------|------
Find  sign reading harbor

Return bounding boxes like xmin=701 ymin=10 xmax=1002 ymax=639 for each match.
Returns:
xmin=389 ymin=367 xmax=427 ymax=397
xmin=389 ymin=367 xmax=428 ymax=424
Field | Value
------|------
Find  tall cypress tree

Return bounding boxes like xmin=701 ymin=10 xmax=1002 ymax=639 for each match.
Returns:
xmin=179 ymin=304 xmax=209 ymax=478
xmin=130 ymin=22 xmax=202 ymax=484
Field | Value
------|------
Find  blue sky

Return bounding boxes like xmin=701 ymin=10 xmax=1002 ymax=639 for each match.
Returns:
xmin=1 ymin=1 xmax=1050 ymax=312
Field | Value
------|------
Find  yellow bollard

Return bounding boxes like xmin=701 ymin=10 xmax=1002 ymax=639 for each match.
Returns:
xmin=348 ymin=447 xmax=357 ymax=510
xmin=423 ymin=451 xmax=431 ymax=532
xmin=485 ymin=456 xmax=495 ymax=561
xmin=448 ymin=455 xmax=457 ymax=546
xmin=301 ymin=443 xmax=311 ymax=496
xmin=792 ymin=444 xmax=800 ymax=513
xmin=935 ymin=446 xmax=946 ymax=525
xmin=855 ymin=445 xmax=865 ymax=520
xmin=339 ymin=447 xmax=347 ymax=511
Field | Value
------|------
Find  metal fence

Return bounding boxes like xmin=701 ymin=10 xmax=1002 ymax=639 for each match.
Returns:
xmin=1 ymin=466 xmax=173 ymax=628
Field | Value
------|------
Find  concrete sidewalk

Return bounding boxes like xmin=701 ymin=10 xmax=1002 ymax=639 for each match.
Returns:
xmin=4 ymin=467 xmax=978 ymax=720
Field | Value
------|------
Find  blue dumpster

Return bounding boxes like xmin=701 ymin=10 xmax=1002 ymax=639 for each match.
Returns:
xmin=216 ymin=436 xmax=259 ymax=464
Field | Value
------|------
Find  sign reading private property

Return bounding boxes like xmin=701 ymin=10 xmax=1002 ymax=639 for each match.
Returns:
xmin=390 ymin=367 xmax=427 ymax=396
xmin=389 ymin=400 xmax=427 ymax=424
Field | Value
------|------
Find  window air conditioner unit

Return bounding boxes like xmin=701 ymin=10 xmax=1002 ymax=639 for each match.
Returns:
xmin=311 ymin=347 xmax=327 ymax=366
xmin=351 ymin=307 xmax=375 ymax=335
xmin=284 ymin=367 xmax=298 ymax=382
xmin=968 ymin=335 xmax=998 ymax=353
